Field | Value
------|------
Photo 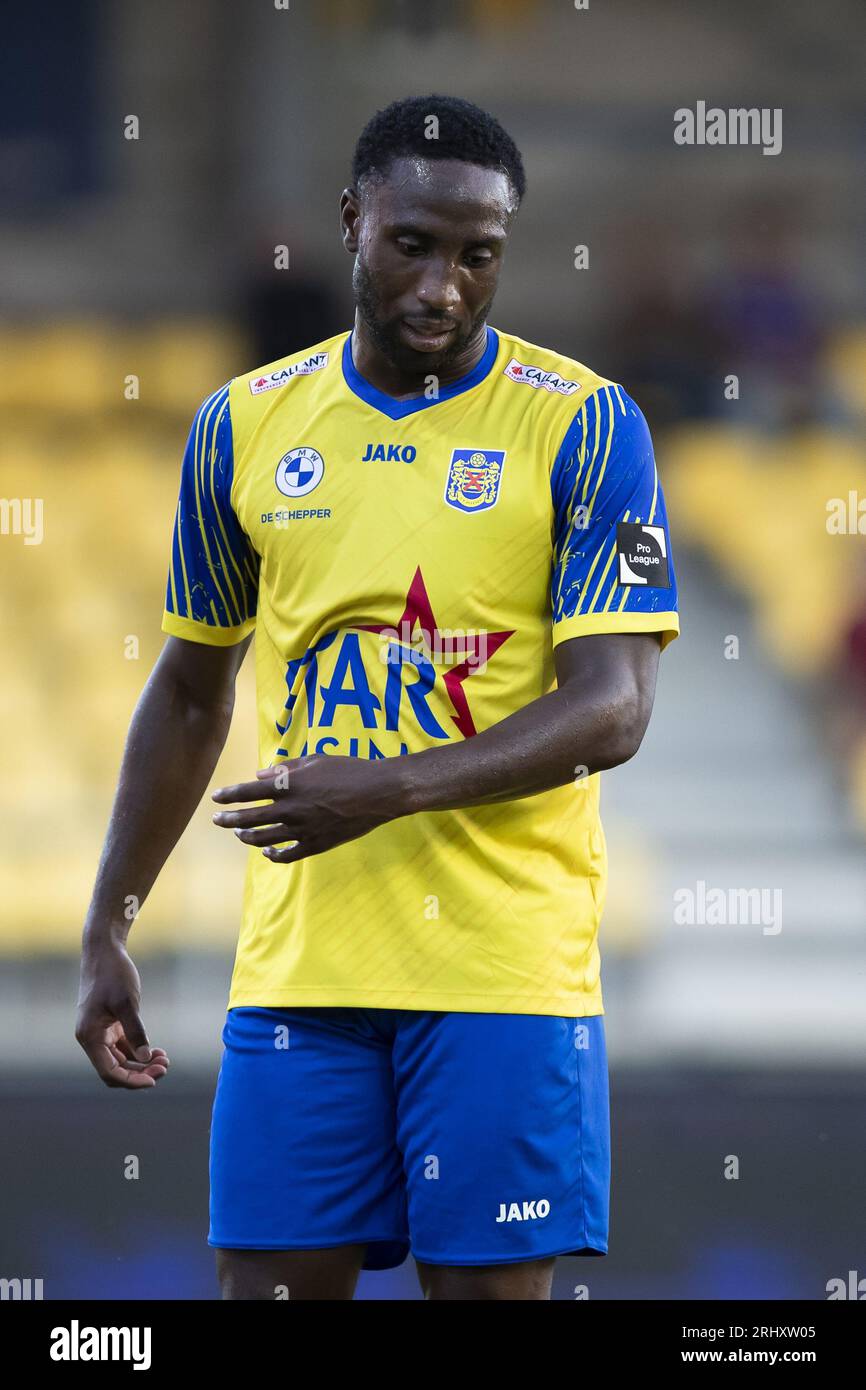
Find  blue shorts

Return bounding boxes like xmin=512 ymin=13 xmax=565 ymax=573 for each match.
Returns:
xmin=208 ymin=1006 xmax=610 ymax=1269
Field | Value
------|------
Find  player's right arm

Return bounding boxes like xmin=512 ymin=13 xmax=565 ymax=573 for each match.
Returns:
xmin=76 ymin=384 xmax=259 ymax=1088
xmin=76 ymin=635 xmax=251 ymax=1087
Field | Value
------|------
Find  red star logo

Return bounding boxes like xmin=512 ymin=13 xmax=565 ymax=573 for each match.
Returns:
xmin=356 ymin=567 xmax=514 ymax=738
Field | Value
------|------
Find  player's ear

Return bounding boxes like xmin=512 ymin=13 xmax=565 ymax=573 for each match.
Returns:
xmin=340 ymin=188 xmax=361 ymax=254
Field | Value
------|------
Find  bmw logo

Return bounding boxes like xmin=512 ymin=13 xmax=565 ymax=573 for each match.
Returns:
xmin=275 ymin=446 xmax=324 ymax=498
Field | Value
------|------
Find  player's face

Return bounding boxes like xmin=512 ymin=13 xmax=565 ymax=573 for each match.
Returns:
xmin=342 ymin=157 xmax=516 ymax=373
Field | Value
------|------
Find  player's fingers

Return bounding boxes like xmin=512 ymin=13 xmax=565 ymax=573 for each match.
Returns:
xmin=110 ymin=1039 xmax=171 ymax=1072
xmin=212 ymin=780 xmax=276 ymax=804
xmin=105 ymin=1063 xmax=160 ymax=1089
xmin=212 ymin=805 xmax=288 ymax=830
xmin=254 ymin=757 xmax=317 ymax=780
xmin=108 ymin=1049 xmax=168 ymax=1081
xmin=114 ymin=1036 xmax=170 ymax=1066
xmin=262 ymin=840 xmax=317 ymax=864
xmin=138 ymin=1054 xmax=170 ymax=1075
xmin=113 ymin=1001 xmax=151 ymax=1063
xmin=102 ymin=1037 xmax=168 ymax=1084
xmin=81 ymin=1036 xmax=157 ymax=1089
xmin=233 ymin=825 xmax=302 ymax=847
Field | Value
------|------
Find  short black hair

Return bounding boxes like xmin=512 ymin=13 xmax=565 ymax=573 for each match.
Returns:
xmin=352 ymin=94 xmax=526 ymax=204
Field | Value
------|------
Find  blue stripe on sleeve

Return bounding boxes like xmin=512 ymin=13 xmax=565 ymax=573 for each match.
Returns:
xmin=550 ymin=385 xmax=678 ymax=623
xmin=165 ymin=385 xmax=260 ymax=628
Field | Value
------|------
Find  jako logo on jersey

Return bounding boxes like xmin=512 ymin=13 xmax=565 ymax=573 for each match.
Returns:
xmin=361 ymin=443 xmax=417 ymax=463
xmin=275 ymin=446 xmax=324 ymax=498
xmin=249 ymin=352 xmax=329 ymax=395
xmin=495 ymin=1200 xmax=551 ymax=1223
xmin=503 ymin=358 xmax=581 ymax=396
xmin=444 ymin=449 xmax=505 ymax=514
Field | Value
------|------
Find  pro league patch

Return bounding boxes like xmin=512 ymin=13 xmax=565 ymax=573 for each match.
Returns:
xmin=616 ymin=522 xmax=671 ymax=587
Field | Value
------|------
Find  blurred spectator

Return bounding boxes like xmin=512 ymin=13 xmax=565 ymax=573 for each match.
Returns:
xmin=704 ymin=199 xmax=827 ymax=430
xmin=603 ymin=228 xmax=717 ymax=430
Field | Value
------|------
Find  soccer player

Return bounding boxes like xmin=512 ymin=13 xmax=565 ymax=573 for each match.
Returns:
xmin=76 ymin=95 xmax=679 ymax=1301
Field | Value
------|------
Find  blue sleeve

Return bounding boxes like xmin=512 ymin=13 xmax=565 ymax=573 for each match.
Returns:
xmin=550 ymin=383 xmax=679 ymax=649
xmin=162 ymin=385 xmax=260 ymax=645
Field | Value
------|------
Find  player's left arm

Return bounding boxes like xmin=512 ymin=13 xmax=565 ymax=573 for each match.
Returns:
xmin=211 ymin=628 xmax=661 ymax=859
xmin=213 ymin=385 xmax=679 ymax=862
xmin=400 ymin=625 xmax=663 ymax=807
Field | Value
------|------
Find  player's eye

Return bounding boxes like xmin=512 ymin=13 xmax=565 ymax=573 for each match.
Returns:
xmin=465 ymin=250 xmax=494 ymax=269
xmin=396 ymin=237 xmax=425 ymax=256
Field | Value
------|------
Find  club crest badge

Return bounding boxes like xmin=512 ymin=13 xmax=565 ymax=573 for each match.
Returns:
xmin=444 ymin=449 xmax=506 ymax=514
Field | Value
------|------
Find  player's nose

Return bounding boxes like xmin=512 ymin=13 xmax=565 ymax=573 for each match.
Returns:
xmin=413 ymin=261 xmax=462 ymax=315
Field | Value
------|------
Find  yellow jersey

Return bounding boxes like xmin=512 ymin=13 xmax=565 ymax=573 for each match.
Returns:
xmin=162 ymin=325 xmax=679 ymax=1015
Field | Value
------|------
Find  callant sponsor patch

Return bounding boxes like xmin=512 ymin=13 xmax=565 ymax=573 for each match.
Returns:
xmin=503 ymin=358 xmax=581 ymax=396
xmin=249 ymin=352 xmax=329 ymax=395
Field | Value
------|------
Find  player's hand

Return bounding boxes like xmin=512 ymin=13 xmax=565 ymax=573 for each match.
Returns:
xmin=212 ymin=756 xmax=401 ymax=863
xmin=75 ymin=943 xmax=170 ymax=1089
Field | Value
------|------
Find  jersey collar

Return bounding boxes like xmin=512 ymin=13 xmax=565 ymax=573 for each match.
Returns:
xmin=341 ymin=326 xmax=499 ymax=420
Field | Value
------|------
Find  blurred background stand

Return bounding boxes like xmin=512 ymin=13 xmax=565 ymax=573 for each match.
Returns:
xmin=1 ymin=0 xmax=864 ymax=1300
